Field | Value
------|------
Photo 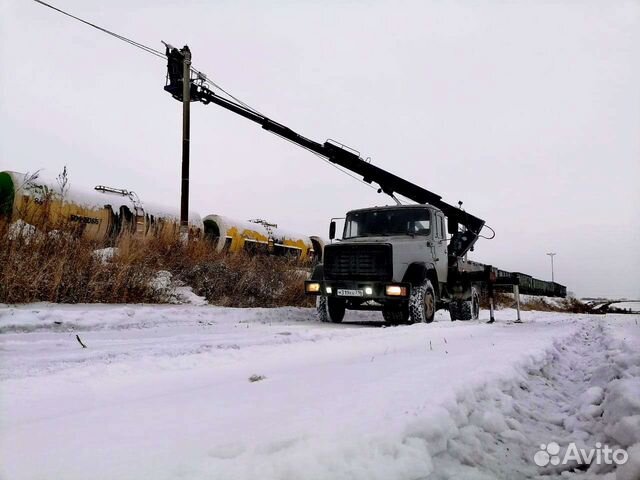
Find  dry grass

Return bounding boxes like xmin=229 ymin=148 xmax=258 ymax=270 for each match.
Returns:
xmin=0 ymin=219 xmax=313 ymax=307
xmin=479 ymin=290 xmax=592 ymax=314
xmin=521 ymin=296 xmax=593 ymax=314
xmin=0 ymin=220 xmax=160 ymax=303
xmin=181 ymin=254 xmax=312 ymax=308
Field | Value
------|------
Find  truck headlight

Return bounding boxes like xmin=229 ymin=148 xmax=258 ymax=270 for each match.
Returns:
xmin=364 ymin=287 xmax=373 ymax=295
xmin=306 ymin=282 xmax=321 ymax=293
xmin=385 ymin=285 xmax=407 ymax=296
xmin=325 ymin=286 xmax=332 ymax=294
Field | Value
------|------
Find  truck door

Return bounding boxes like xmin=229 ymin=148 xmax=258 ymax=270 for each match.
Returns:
xmin=434 ymin=213 xmax=448 ymax=285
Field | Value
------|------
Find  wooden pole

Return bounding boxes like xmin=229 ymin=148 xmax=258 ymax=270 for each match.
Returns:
xmin=180 ymin=45 xmax=192 ymax=239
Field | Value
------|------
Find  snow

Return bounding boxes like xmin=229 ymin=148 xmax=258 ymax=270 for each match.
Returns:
xmin=584 ymin=300 xmax=640 ymax=313
xmin=93 ymin=246 xmax=119 ymax=263
xmin=148 ymin=270 xmax=209 ymax=305
xmin=517 ymin=293 xmax=567 ymax=308
xmin=174 ymin=286 xmax=209 ymax=306
xmin=0 ymin=306 xmax=638 ymax=480
xmin=610 ymin=301 xmax=640 ymax=313
xmin=6 ymin=219 xmax=37 ymax=240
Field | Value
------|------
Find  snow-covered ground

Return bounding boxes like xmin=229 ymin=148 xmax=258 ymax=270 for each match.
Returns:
xmin=1 ymin=305 xmax=638 ymax=480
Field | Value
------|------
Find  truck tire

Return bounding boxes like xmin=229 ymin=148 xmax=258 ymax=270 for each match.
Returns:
xmin=408 ymin=279 xmax=436 ymax=324
xmin=382 ymin=308 xmax=409 ymax=325
xmin=450 ymin=287 xmax=480 ymax=321
xmin=470 ymin=287 xmax=480 ymax=320
xmin=448 ymin=301 xmax=461 ymax=321
xmin=317 ymin=296 xmax=346 ymax=323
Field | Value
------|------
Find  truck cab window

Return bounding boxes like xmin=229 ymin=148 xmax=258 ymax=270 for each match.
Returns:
xmin=343 ymin=208 xmax=430 ymax=238
xmin=344 ymin=220 xmax=359 ymax=238
xmin=435 ymin=215 xmax=446 ymax=239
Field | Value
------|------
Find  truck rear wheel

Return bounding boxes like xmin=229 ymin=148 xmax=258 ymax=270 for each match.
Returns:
xmin=470 ymin=287 xmax=480 ymax=319
xmin=449 ymin=287 xmax=480 ymax=321
xmin=408 ymin=279 xmax=436 ymax=324
xmin=448 ymin=301 xmax=460 ymax=321
xmin=317 ymin=296 xmax=346 ymax=323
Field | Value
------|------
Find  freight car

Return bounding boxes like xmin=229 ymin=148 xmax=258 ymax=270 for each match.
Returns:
xmin=203 ymin=214 xmax=322 ymax=262
xmin=457 ymin=267 xmax=565 ymax=300
xmin=0 ymin=170 xmax=321 ymax=262
xmin=492 ymin=269 xmax=565 ymax=298
xmin=0 ymin=170 xmax=202 ymax=241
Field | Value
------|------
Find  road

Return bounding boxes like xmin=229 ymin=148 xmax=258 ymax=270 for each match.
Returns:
xmin=1 ymin=304 xmax=638 ymax=480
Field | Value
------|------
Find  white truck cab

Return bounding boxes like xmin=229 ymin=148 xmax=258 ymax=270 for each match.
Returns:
xmin=305 ymin=204 xmax=481 ymax=324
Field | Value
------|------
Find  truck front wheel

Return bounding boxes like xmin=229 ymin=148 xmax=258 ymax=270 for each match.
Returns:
xmin=408 ymin=279 xmax=436 ymax=324
xmin=317 ymin=296 xmax=346 ymax=323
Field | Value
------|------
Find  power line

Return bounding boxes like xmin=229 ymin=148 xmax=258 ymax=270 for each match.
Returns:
xmin=32 ymin=0 xmax=389 ymax=196
xmin=33 ymin=0 xmax=262 ymax=113
xmin=33 ymin=0 xmax=166 ymax=59
xmin=191 ymin=67 xmax=264 ymax=116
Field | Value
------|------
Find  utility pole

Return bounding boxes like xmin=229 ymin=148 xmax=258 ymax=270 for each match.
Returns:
xmin=546 ymin=252 xmax=556 ymax=283
xmin=180 ymin=45 xmax=192 ymax=239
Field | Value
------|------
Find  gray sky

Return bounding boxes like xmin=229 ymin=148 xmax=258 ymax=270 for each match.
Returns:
xmin=1 ymin=0 xmax=639 ymax=298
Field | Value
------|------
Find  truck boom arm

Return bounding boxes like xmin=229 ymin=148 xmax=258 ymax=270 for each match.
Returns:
xmin=164 ymin=50 xmax=485 ymax=258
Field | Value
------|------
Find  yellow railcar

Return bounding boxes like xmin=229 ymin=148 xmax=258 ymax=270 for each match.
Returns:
xmin=0 ymin=170 xmax=322 ymax=260
xmin=0 ymin=171 xmax=202 ymax=241
xmin=203 ymin=214 xmax=323 ymax=262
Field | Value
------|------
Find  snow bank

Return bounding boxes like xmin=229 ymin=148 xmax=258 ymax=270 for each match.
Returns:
xmin=193 ymin=433 xmax=435 ymax=480
xmin=414 ymin=317 xmax=640 ymax=479
xmin=148 ymin=270 xmax=208 ymax=305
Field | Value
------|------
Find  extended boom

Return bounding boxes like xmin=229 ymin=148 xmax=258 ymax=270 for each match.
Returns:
xmin=163 ymin=46 xmax=485 ymax=259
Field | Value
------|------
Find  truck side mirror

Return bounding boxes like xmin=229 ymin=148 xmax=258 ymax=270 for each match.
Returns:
xmin=329 ymin=221 xmax=336 ymax=240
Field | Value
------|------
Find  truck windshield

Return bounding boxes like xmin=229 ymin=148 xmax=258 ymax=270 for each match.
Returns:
xmin=343 ymin=208 xmax=431 ymax=238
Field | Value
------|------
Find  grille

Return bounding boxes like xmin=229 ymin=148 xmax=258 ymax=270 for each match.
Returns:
xmin=324 ymin=244 xmax=392 ymax=281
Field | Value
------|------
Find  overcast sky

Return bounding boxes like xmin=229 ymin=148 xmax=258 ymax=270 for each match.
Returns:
xmin=1 ymin=0 xmax=639 ymax=298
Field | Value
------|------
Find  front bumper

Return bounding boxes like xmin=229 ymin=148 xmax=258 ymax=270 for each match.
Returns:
xmin=304 ymin=280 xmax=411 ymax=301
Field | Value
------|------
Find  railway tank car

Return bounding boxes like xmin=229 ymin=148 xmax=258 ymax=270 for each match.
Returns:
xmin=0 ymin=170 xmax=202 ymax=241
xmin=203 ymin=214 xmax=323 ymax=262
xmin=495 ymin=270 xmax=566 ymax=298
xmin=0 ymin=170 xmax=322 ymax=261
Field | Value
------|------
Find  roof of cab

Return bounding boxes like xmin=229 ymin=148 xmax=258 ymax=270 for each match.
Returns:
xmin=346 ymin=204 xmax=442 ymax=214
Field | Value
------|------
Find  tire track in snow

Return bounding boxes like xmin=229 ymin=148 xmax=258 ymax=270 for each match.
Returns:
xmin=424 ymin=320 xmax=640 ymax=479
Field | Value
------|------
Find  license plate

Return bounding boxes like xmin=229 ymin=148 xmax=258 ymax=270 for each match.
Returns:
xmin=337 ymin=289 xmax=364 ymax=297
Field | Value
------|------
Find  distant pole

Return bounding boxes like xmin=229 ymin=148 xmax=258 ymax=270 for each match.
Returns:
xmin=546 ymin=252 xmax=556 ymax=282
xmin=180 ymin=45 xmax=192 ymax=238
